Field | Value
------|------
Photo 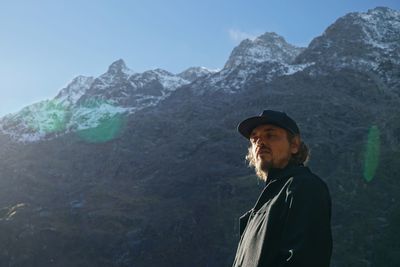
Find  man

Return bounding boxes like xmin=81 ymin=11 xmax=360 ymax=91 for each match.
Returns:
xmin=232 ymin=110 xmax=332 ymax=267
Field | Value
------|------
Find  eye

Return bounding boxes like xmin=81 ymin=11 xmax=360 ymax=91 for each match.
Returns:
xmin=250 ymin=135 xmax=259 ymax=143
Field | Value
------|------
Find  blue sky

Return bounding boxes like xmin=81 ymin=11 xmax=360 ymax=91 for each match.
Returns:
xmin=1 ymin=0 xmax=399 ymax=116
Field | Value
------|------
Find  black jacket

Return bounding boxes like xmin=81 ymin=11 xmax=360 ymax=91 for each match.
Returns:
xmin=232 ymin=163 xmax=332 ymax=267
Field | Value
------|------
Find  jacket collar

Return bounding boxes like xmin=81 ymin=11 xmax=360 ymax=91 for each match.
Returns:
xmin=251 ymin=162 xmax=308 ymax=212
xmin=266 ymin=162 xmax=305 ymax=185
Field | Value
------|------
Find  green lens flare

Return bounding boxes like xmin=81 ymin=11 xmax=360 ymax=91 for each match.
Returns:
xmin=15 ymin=97 xmax=127 ymax=142
xmin=22 ymin=100 xmax=68 ymax=134
xmin=77 ymin=113 xmax=124 ymax=143
xmin=363 ymin=125 xmax=380 ymax=182
xmin=75 ymin=98 xmax=127 ymax=143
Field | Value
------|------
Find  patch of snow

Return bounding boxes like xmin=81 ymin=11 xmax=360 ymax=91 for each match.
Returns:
xmin=157 ymin=72 xmax=189 ymax=91
xmin=199 ymin=66 xmax=220 ymax=73
xmin=92 ymin=60 xmax=135 ymax=91
xmin=130 ymin=69 xmax=190 ymax=92
xmin=356 ymin=7 xmax=400 ymax=51
xmin=56 ymin=76 xmax=94 ymax=105
xmin=224 ymin=32 xmax=304 ymax=69
xmin=70 ymin=101 xmax=130 ymax=131
xmin=122 ymin=67 xmax=135 ymax=77
xmin=283 ymin=63 xmax=315 ymax=75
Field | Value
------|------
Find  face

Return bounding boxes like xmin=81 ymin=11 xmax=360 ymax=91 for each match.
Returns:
xmin=249 ymin=124 xmax=300 ymax=172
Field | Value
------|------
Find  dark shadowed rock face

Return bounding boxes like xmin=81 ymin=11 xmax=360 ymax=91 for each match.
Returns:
xmin=0 ymin=6 xmax=399 ymax=267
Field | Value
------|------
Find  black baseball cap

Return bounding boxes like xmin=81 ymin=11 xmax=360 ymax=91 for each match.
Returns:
xmin=237 ymin=110 xmax=300 ymax=139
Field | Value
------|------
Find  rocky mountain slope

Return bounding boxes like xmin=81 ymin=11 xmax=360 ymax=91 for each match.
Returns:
xmin=0 ymin=61 xmax=215 ymax=142
xmin=0 ymin=6 xmax=399 ymax=267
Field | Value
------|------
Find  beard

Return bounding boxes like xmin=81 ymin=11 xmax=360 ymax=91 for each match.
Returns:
xmin=256 ymin=157 xmax=272 ymax=173
xmin=255 ymin=152 xmax=291 ymax=175
xmin=254 ymin=156 xmax=273 ymax=180
xmin=246 ymin=145 xmax=291 ymax=181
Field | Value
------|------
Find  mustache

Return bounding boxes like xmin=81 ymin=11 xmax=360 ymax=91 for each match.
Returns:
xmin=255 ymin=144 xmax=271 ymax=156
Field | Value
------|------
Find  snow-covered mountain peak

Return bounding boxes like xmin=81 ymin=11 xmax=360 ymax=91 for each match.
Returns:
xmin=224 ymin=32 xmax=305 ymax=69
xmin=177 ymin=66 xmax=219 ymax=82
xmin=107 ymin=59 xmax=134 ymax=76
xmin=62 ymin=75 xmax=94 ymax=94
xmin=195 ymin=32 xmax=307 ymax=93
xmin=149 ymin=68 xmax=173 ymax=77
xmin=133 ymin=68 xmax=190 ymax=92
xmin=356 ymin=7 xmax=400 ymax=49
xmin=2 ymin=8 xmax=398 ymax=143
xmin=295 ymin=6 xmax=400 ymax=69
xmin=254 ymin=32 xmax=286 ymax=45
xmin=359 ymin=6 xmax=400 ymax=21
xmin=90 ymin=59 xmax=135 ymax=91
xmin=55 ymin=75 xmax=94 ymax=105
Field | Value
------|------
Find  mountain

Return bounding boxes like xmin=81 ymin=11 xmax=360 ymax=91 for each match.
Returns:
xmin=0 ymin=60 xmax=195 ymax=142
xmin=295 ymin=6 xmax=400 ymax=94
xmin=177 ymin=66 xmax=218 ymax=82
xmin=0 ymin=33 xmax=307 ymax=142
xmin=189 ymin=32 xmax=310 ymax=94
xmin=224 ymin=32 xmax=304 ymax=68
xmin=296 ymin=7 xmax=400 ymax=67
xmin=0 ymin=6 xmax=399 ymax=267
xmin=55 ymin=75 xmax=95 ymax=106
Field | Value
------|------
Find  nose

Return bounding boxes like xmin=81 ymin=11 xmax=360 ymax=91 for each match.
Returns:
xmin=253 ymin=137 xmax=266 ymax=148
xmin=255 ymin=138 xmax=262 ymax=146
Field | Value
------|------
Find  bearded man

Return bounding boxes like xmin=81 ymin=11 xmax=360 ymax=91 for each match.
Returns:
xmin=232 ymin=110 xmax=332 ymax=267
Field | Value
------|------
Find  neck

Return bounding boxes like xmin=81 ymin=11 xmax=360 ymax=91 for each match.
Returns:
xmin=265 ymin=162 xmax=297 ymax=182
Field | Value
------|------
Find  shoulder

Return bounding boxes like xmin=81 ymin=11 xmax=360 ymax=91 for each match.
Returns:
xmin=285 ymin=166 xmax=331 ymax=199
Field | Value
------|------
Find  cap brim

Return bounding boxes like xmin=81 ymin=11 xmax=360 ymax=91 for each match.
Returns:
xmin=237 ymin=116 xmax=287 ymax=139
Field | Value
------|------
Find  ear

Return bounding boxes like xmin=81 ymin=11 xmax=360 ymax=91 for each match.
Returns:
xmin=290 ymin=136 xmax=301 ymax=154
